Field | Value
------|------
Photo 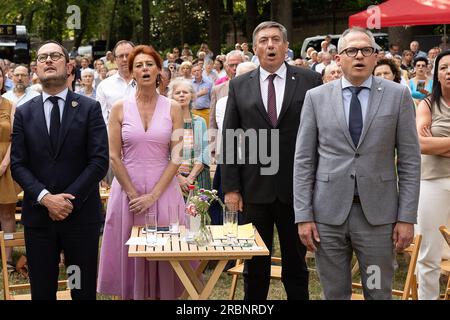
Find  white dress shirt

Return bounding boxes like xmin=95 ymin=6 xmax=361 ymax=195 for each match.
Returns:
xmin=215 ymin=96 xmax=228 ymax=157
xmin=341 ymin=76 xmax=372 ymax=127
xmin=2 ymin=87 xmax=40 ymax=107
xmin=96 ymin=72 xmax=136 ymax=124
xmin=259 ymin=63 xmax=287 ymax=118
xmin=37 ymin=88 xmax=69 ymax=202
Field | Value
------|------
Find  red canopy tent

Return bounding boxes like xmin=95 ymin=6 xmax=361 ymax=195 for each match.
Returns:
xmin=349 ymin=0 xmax=450 ymax=28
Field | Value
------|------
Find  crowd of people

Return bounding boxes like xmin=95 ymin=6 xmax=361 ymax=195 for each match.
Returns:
xmin=0 ymin=20 xmax=449 ymax=301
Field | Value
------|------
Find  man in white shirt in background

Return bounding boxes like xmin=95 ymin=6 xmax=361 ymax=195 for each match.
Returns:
xmin=96 ymin=40 xmax=136 ymax=125
xmin=96 ymin=40 xmax=135 ymax=186
xmin=2 ymin=65 xmax=39 ymax=107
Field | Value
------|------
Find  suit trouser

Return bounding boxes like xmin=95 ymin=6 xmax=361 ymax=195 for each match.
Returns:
xmin=243 ymin=199 xmax=309 ymax=300
xmin=416 ymin=177 xmax=450 ymax=300
xmin=315 ymin=204 xmax=395 ymax=300
xmin=24 ymin=222 xmax=100 ymax=300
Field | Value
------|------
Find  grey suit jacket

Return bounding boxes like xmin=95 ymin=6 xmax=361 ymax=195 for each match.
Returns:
xmin=293 ymin=76 xmax=421 ymax=226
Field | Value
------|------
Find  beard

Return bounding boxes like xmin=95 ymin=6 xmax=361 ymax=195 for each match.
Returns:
xmin=39 ymin=72 xmax=67 ymax=88
xmin=15 ymin=83 xmax=26 ymax=92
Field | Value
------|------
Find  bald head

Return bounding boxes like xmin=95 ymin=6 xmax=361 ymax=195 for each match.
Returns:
xmin=13 ymin=65 xmax=30 ymax=92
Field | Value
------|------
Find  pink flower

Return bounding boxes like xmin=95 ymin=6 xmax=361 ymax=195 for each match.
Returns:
xmin=199 ymin=188 xmax=205 ymax=193
xmin=187 ymin=203 xmax=198 ymax=217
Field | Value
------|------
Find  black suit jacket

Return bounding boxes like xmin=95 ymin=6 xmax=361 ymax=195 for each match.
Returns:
xmin=11 ymin=90 xmax=109 ymax=227
xmin=221 ymin=63 xmax=322 ymax=205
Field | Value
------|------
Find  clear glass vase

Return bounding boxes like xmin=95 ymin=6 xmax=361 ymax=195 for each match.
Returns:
xmin=193 ymin=214 xmax=212 ymax=247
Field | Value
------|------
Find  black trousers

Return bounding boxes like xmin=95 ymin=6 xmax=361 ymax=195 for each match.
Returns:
xmin=24 ymin=222 xmax=100 ymax=300
xmin=243 ymin=199 xmax=309 ymax=300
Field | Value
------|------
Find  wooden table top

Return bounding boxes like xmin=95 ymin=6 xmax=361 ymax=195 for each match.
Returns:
xmin=128 ymin=225 xmax=269 ymax=261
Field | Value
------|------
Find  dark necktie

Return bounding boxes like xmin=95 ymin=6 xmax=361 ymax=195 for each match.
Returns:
xmin=348 ymin=86 xmax=363 ymax=147
xmin=267 ymin=74 xmax=277 ymax=127
xmin=48 ymin=96 xmax=61 ymax=152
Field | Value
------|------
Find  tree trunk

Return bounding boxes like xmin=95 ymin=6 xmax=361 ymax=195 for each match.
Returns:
xmin=388 ymin=26 xmax=413 ymax=53
xmin=273 ymin=0 xmax=292 ymax=43
xmin=179 ymin=0 xmax=185 ymax=45
xmin=74 ymin=4 xmax=89 ymax=49
xmin=142 ymin=0 xmax=150 ymax=45
xmin=245 ymin=0 xmax=258 ymax=42
xmin=208 ymin=0 xmax=221 ymax=56
xmin=107 ymin=0 xmax=119 ymax=50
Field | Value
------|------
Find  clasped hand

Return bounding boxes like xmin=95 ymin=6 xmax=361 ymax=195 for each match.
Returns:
xmin=41 ymin=193 xmax=75 ymax=221
xmin=129 ymin=193 xmax=157 ymax=215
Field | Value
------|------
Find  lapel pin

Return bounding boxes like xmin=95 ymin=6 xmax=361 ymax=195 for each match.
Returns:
xmin=71 ymin=101 xmax=78 ymax=108
xmin=292 ymin=76 xmax=295 ymax=80
xmin=377 ymin=87 xmax=382 ymax=91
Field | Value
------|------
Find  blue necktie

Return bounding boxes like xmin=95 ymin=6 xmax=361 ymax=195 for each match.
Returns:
xmin=48 ymin=96 xmax=61 ymax=152
xmin=348 ymin=87 xmax=363 ymax=147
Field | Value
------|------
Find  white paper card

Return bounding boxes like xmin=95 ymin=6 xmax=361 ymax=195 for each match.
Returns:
xmin=125 ymin=237 xmax=168 ymax=246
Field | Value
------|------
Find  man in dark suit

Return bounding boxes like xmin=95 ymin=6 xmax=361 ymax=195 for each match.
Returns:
xmin=221 ymin=21 xmax=322 ymax=300
xmin=11 ymin=41 xmax=109 ymax=300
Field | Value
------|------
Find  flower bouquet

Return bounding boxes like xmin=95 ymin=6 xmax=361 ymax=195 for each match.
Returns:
xmin=185 ymin=185 xmax=225 ymax=246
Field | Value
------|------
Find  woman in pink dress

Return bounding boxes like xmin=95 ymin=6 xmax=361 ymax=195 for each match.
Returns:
xmin=97 ymin=45 xmax=186 ymax=299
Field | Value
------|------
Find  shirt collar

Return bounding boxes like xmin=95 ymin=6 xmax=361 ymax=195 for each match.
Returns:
xmin=260 ymin=63 xmax=287 ymax=81
xmin=341 ymin=75 xmax=372 ymax=90
xmin=42 ymin=88 xmax=68 ymax=103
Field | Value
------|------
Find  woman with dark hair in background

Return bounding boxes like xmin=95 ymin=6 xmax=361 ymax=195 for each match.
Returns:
xmin=373 ymin=58 xmax=402 ymax=83
xmin=410 ymin=57 xmax=433 ymax=105
xmin=158 ymin=67 xmax=171 ymax=97
xmin=415 ymin=50 xmax=450 ymax=300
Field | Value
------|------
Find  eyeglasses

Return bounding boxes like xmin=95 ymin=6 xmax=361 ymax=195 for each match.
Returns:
xmin=340 ymin=47 xmax=375 ymax=57
xmin=115 ymin=54 xmax=129 ymax=60
xmin=37 ymin=52 xmax=64 ymax=63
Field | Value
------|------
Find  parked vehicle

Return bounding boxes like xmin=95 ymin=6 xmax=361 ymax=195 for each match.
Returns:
xmin=300 ymin=33 xmax=389 ymax=58
xmin=0 ymin=25 xmax=30 ymax=64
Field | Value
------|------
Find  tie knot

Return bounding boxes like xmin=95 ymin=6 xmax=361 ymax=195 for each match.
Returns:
xmin=48 ymin=96 xmax=60 ymax=105
xmin=348 ymin=86 xmax=364 ymax=95
xmin=268 ymin=74 xmax=277 ymax=82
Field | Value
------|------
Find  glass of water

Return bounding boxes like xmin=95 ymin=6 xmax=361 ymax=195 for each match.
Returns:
xmin=145 ymin=205 xmax=157 ymax=246
xmin=223 ymin=210 xmax=238 ymax=244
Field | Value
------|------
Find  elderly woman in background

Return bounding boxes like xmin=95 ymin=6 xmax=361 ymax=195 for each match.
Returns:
xmin=97 ymin=45 xmax=187 ymax=300
xmin=76 ymin=68 xmax=96 ymax=99
xmin=203 ymin=59 xmax=218 ymax=83
xmin=415 ymin=50 xmax=450 ymax=300
xmin=168 ymin=78 xmax=210 ymax=195
xmin=373 ymin=58 xmax=402 ymax=83
xmin=179 ymin=61 xmax=193 ymax=80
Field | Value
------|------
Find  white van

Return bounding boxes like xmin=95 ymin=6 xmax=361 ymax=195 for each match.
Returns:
xmin=300 ymin=33 xmax=388 ymax=58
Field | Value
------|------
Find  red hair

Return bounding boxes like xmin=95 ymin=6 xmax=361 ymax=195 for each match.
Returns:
xmin=128 ymin=45 xmax=162 ymax=72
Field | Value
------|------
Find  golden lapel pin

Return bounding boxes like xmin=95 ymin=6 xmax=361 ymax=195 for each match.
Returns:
xmin=72 ymin=101 xmax=78 ymax=108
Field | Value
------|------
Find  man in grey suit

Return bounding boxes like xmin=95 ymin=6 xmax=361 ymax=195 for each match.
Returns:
xmin=294 ymin=27 xmax=421 ymax=300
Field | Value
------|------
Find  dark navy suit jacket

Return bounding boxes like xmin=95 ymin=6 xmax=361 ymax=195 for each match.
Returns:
xmin=11 ymin=90 xmax=109 ymax=227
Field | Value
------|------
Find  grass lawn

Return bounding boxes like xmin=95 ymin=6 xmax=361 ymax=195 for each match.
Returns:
xmin=1 ymin=225 xmax=447 ymax=300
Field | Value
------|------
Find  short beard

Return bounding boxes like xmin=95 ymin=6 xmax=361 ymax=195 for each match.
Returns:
xmin=40 ymin=73 xmax=67 ymax=89
xmin=14 ymin=84 xmax=26 ymax=93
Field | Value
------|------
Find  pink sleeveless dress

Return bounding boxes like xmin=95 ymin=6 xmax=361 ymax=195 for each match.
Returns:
xmin=97 ymin=95 xmax=186 ymax=300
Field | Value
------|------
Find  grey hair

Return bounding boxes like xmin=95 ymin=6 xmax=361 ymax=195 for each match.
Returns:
xmin=337 ymin=27 xmax=377 ymax=53
xmin=81 ymin=68 xmax=95 ymax=77
xmin=236 ymin=62 xmax=257 ymax=77
xmin=168 ymin=78 xmax=197 ymax=106
xmin=225 ymin=50 xmax=245 ymax=63
xmin=252 ymin=21 xmax=288 ymax=45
